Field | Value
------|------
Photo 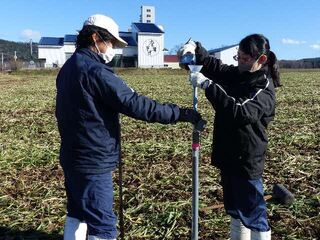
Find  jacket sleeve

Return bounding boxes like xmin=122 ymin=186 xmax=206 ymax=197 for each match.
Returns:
xmin=205 ymin=79 xmax=275 ymax=126
xmin=94 ymin=69 xmax=180 ymax=124
xmin=195 ymin=42 xmax=238 ymax=84
xmin=200 ymin=56 xmax=239 ymax=85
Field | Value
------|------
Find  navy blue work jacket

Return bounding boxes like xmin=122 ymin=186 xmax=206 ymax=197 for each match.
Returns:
xmin=56 ymin=48 xmax=180 ymax=173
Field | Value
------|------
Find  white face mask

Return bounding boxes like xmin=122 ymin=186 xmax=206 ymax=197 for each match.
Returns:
xmin=94 ymin=36 xmax=115 ymax=64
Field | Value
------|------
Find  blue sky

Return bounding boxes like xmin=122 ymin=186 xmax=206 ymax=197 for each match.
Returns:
xmin=1 ymin=0 xmax=319 ymax=60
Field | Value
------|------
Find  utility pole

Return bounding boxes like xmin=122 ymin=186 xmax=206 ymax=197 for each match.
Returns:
xmin=30 ymin=39 xmax=33 ymax=57
xmin=1 ymin=53 xmax=3 ymax=71
xmin=14 ymin=51 xmax=17 ymax=62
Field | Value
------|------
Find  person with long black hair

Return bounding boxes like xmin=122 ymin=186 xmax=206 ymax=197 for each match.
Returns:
xmin=179 ymin=34 xmax=281 ymax=240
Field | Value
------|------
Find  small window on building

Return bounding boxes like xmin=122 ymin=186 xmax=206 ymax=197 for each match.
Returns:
xmin=147 ymin=14 xmax=151 ymax=17
xmin=147 ymin=20 xmax=151 ymax=23
xmin=147 ymin=9 xmax=151 ymax=12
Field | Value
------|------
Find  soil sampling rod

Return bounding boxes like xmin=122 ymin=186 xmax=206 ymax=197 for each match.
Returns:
xmin=189 ymin=64 xmax=203 ymax=240
xmin=180 ymin=38 xmax=205 ymax=240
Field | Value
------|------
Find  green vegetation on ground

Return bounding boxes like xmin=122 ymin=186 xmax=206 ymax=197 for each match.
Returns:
xmin=0 ymin=69 xmax=319 ymax=239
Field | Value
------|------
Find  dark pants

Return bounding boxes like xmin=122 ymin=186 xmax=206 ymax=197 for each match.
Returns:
xmin=64 ymin=170 xmax=117 ymax=239
xmin=221 ymin=173 xmax=270 ymax=232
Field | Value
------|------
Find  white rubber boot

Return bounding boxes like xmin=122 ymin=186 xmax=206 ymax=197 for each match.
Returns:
xmin=251 ymin=230 xmax=271 ymax=240
xmin=88 ymin=236 xmax=116 ymax=240
xmin=63 ymin=216 xmax=87 ymax=240
xmin=230 ymin=217 xmax=251 ymax=240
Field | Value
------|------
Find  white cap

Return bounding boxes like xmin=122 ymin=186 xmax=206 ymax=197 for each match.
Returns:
xmin=84 ymin=14 xmax=127 ymax=48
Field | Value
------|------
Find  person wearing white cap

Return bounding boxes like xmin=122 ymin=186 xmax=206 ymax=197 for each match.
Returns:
xmin=56 ymin=14 xmax=205 ymax=240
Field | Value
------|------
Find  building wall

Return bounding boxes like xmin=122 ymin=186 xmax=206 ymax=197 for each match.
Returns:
xmin=64 ymin=44 xmax=76 ymax=54
xmin=39 ymin=44 xmax=138 ymax=68
xmin=119 ymin=46 xmax=138 ymax=57
xmin=220 ymin=46 xmax=238 ymax=66
xmin=38 ymin=44 xmax=76 ymax=67
xmin=212 ymin=52 xmax=221 ymax=60
xmin=38 ymin=46 xmax=64 ymax=67
xmin=64 ymin=44 xmax=76 ymax=62
xmin=137 ymin=34 xmax=164 ymax=68
xmin=131 ymin=25 xmax=139 ymax=43
xmin=140 ymin=6 xmax=155 ymax=23
xmin=164 ymin=62 xmax=180 ymax=69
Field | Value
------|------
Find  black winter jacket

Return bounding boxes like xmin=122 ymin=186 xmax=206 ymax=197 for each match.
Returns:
xmin=200 ymin=55 xmax=275 ymax=179
xmin=56 ymin=48 xmax=180 ymax=174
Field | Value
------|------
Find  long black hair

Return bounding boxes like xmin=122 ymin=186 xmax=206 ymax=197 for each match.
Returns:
xmin=239 ymin=34 xmax=281 ymax=87
xmin=76 ymin=25 xmax=114 ymax=49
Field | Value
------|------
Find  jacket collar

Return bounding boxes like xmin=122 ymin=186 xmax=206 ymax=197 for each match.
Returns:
xmin=76 ymin=48 xmax=114 ymax=71
xmin=239 ymin=68 xmax=268 ymax=89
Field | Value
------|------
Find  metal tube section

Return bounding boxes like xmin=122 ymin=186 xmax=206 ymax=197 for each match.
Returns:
xmin=193 ymin=87 xmax=198 ymax=110
xmin=192 ymin=138 xmax=199 ymax=240
xmin=192 ymin=86 xmax=199 ymax=240
xmin=188 ymin=64 xmax=202 ymax=240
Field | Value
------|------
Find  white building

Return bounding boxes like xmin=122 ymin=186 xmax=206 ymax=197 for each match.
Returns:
xmin=131 ymin=22 xmax=164 ymax=68
xmin=140 ymin=6 xmax=155 ymax=23
xmin=38 ymin=35 xmax=76 ymax=68
xmin=164 ymin=55 xmax=180 ymax=69
xmin=38 ymin=6 xmax=164 ymax=68
xmin=208 ymin=44 xmax=239 ymax=66
xmin=161 ymin=44 xmax=240 ymax=69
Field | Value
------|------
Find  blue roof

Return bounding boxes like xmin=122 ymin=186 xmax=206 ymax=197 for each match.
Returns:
xmin=64 ymin=34 xmax=77 ymax=43
xmin=39 ymin=33 xmax=136 ymax=47
xmin=39 ymin=37 xmax=64 ymax=46
xmin=209 ymin=44 xmax=238 ymax=54
xmin=119 ymin=33 xmax=137 ymax=46
xmin=132 ymin=23 xmax=164 ymax=33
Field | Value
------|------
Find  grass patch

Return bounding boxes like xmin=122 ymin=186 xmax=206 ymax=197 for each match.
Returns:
xmin=0 ymin=69 xmax=319 ymax=239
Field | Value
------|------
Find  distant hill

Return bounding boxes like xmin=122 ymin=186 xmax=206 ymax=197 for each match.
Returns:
xmin=0 ymin=39 xmax=38 ymax=62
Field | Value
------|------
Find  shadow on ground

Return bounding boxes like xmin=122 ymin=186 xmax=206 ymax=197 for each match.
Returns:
xmin=0 ymin=227 xmax=62 ymax=240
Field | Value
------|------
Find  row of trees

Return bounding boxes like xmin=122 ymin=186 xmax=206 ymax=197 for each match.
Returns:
xmin=278 ymin=58 xmax=320 ymax=69
xmin=0 ymin=39 xmax=38 ymax=62
xmin=169 ymin=45 xmax=320 ymax=69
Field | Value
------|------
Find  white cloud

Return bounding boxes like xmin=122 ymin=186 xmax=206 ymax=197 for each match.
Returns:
xmin=310 ymin=44 xmax=320 ymax=50
xmin=282 ymin=38 xmax=306 ymax=45
xmin=20 ymin=29 xmax=41 ymax=41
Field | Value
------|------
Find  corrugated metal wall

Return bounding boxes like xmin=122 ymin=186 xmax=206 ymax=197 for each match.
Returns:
xmin=138 ymin=34 xmax=164 ymax=68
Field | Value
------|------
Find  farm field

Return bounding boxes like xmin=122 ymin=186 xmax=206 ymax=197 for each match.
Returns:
xmin=0 ymin=68 xmax=319 ymax=239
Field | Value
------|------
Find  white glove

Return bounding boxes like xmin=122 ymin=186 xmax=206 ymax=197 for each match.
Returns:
xmin=190 ymin=72 xmax=212 ymax=89
xmin=177 ymin=40 xmax=197 ymax=57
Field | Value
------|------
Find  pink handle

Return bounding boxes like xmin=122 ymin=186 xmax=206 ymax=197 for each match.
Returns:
xmin=192 ymin=143 xmax=200 ymax=149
